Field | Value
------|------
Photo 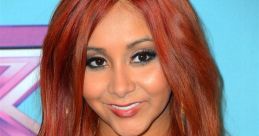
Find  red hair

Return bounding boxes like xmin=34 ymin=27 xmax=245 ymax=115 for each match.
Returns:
xmin=39 ymin=0 xmax=223 ymax=136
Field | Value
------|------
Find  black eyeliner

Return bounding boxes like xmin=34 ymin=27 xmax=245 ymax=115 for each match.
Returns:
xmin=131 ymin=49 xmax=157 ymax=64
xmin=131 ymin=49 xmax=156 ymax=58
xmin=86 ymin=56 xmax=107 ymax=69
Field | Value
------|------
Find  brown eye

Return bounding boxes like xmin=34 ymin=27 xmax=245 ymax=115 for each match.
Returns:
xmin=138 ymin=52 xmax=148 ymax=61
xmin=131 ymin=50 xmax=156 ymax=64
xmin=86 ymin=57 xmax=107 ymax=69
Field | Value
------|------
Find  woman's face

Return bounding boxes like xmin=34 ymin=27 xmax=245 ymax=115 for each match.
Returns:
xmin=83 ymin=2 xmax=171 ymax=136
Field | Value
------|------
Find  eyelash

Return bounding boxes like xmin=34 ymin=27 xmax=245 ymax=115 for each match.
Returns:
xmin=130 ymin=49 xmax=156 ymax=64
xmin=86 ymin=56 xmax=107 ymax=69
xmin=86 ymin=49 xmax=156 ymax=69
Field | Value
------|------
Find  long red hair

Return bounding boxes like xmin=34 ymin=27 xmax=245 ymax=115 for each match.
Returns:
xmin=39 ymin=0 xmax=224 ymax=136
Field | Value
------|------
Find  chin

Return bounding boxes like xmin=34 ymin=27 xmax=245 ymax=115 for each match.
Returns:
xmin=115 ymin=130 xmax=143 ymax=136
xmin=112 ymin=122 xmax=149 ymax=136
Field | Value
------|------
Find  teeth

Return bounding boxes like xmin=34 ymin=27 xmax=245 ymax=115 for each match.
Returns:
xmin=112 ymin=103 xmax=140 ymax=110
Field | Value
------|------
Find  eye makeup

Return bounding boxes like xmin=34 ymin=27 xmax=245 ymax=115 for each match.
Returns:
xmin=130 ymin=48 xmax=157 ymax=65
xmin=86 ymin=55 xmax=107 ymax=70
xmin=86 ymin=47 xmax=157 ymax=70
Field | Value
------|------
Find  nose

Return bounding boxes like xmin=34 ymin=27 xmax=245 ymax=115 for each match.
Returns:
xmin=108 ymin=66 xmax=136 ymax=98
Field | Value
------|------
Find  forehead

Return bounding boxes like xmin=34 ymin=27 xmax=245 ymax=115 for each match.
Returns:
xmin=88 ymin=1 xmax=151 ymax=48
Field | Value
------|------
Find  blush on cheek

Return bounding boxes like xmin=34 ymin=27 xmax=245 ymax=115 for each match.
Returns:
xmin=83 ymin=72 xmax=109 ymax=99
xmin=137 ymin=63 xmax=169 ymax=95
xmin=83 ymin=82 xmax=104 ymax=99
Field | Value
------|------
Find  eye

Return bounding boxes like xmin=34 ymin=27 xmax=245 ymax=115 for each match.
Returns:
xmin=131 ymin=49 xmax=156 ymax=64
xmin=86 ymin=56 xmax=107 ymax=69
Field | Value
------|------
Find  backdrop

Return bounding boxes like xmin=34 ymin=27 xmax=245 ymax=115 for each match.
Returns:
xmin=0 ymin=0 xmax=258 ymax=136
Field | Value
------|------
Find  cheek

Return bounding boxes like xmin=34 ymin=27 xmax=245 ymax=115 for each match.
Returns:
xmin=135 ymin=62 xmax=170 ymax=96
xmin=83 ymin=71 xmax=108 ymax=100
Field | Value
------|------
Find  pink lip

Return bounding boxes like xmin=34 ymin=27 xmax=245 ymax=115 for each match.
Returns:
xmin=108 ymin=102 xmax=143 ymax=118
xmin=110 ymin=102 xmax=140 ymax=107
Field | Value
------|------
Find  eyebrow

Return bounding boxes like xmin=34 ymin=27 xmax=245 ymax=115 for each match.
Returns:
xmin=127 ymin=37 xmax=153 ymax=49
xmin=87 ymin=47 xmax=105 ymax=53
xmin=87 ymin=37 xmax=153 ymax=52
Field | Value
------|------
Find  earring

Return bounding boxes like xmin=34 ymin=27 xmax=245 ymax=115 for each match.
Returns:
xmin=93 ymin=119 xmax=100 ymax=136
xmin=180 ymin=103 xmax=186 ymax=134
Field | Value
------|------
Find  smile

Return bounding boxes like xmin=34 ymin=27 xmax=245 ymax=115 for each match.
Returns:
xmin=109 ymin=102 xmax=142 ymax=118
xmin=111 ymin=102 xmax=140 ymax=110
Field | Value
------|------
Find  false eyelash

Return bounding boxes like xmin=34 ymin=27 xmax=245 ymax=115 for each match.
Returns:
xmin=131 ymin=49 xmax=156 ymax=58
xmin=86 ymin=56 xmax=107 ymax=69
xmin=131 ymin=49 xmax=157 ymax=64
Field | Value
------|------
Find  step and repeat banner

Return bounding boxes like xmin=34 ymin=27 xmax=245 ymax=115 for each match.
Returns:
xmin=0 ymin=0 xmax=258 ymax=136
xmin=0 ymin=1 xmax=59 ymax=135
xmin=0 ymin=26 xmax=45 ymax=135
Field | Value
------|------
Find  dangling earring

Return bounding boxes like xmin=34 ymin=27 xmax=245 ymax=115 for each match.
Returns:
xmin=180 ymin=103 xmax=186 ymax=134
xmin=93 ymin=119 xmax=100 ymax=136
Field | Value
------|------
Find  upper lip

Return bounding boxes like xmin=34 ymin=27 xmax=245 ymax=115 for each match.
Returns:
xmin=108 ymin=101 xmax=143 ymax=107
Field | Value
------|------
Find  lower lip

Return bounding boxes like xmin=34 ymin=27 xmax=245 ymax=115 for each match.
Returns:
xmin=109 ymin=103 xmax=141 ymax=118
